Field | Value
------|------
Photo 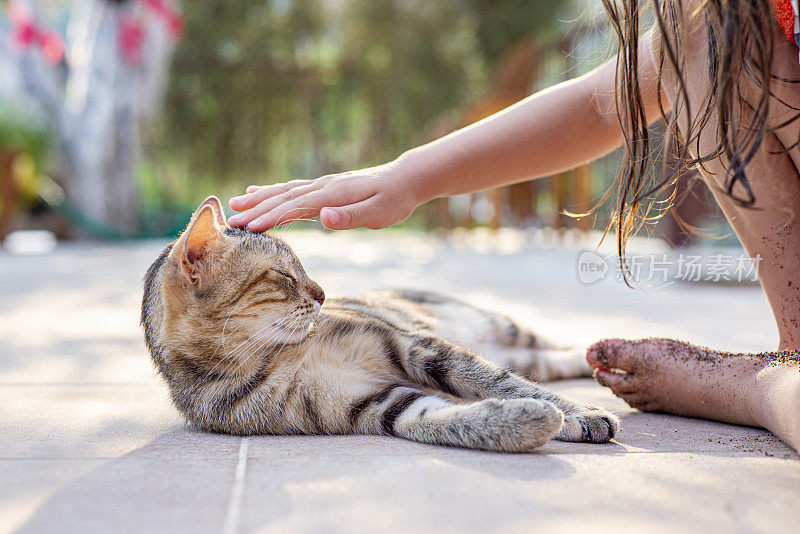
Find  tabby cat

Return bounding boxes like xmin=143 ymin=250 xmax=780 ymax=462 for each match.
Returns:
xmin=141 ymin=197 xmax=618 ymax=452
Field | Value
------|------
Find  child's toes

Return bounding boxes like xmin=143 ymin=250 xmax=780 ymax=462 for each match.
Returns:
xmin=586 ymin=338 xmax=644 ymax=372
xmin=593 ymin=368 xmax=639 ymax=394
xmin=586 ymin=338 xmax=623 ymax=368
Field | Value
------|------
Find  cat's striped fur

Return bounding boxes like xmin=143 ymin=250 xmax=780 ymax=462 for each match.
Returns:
xmin=141 ymin=197 xmax=618 ymax=452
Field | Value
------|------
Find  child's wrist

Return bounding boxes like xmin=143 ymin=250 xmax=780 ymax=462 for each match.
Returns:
xmin=393 ymin=148 xmax=442 ymax=206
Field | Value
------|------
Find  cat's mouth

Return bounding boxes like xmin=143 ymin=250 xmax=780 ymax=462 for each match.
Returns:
xmin=275 ymin=318 xmax=312 ymax=334
xmin=271 ymin=312 xmax=317 ymax=344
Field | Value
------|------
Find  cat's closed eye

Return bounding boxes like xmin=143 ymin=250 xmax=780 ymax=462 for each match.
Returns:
xmin=273 ymin=269 xmax=296 ymax=283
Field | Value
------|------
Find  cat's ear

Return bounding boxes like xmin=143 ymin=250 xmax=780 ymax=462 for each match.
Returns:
xmin=172 ymin=199 xmax=228 ymax=284
xmin=196 ymin=196 xmax=230 ymax=229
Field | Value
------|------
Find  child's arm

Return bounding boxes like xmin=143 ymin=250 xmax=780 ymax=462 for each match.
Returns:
xmin=229 ymin=30 xmax=667 ymax=231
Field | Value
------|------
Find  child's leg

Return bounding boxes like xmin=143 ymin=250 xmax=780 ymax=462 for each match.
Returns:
xmin=588 ymin=91 xmax=800 ymax=452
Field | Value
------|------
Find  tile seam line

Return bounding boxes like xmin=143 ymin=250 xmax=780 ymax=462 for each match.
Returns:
xmin=222 ymin=436 xmax=249 ymax=534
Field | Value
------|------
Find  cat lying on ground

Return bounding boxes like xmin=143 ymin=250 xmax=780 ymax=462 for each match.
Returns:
xmin=141 ymin=196 xmax=618 ymax=452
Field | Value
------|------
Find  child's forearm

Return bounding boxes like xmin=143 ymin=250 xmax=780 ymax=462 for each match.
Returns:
xmin=400 ymin=76 xmax=618 ymax=202
xmin=229 ymin=32 xmax=665 ymax=232
xmin=401 ymin=33 xmax=665 ymax=203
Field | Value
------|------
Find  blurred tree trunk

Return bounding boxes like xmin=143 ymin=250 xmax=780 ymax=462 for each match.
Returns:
xmin=12 ymin=0 xmax=176 ymax=234
xmin=460 ymin=39 xmax=540 ymax=229
xmin=60 ymin=2 xmax=140 ymax=231
xmin=0 ymin=150 xmax=19 ymax=237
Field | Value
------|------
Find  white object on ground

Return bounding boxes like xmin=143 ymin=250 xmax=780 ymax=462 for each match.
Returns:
xmin=3 ymin=230 xmax=57 ymax=255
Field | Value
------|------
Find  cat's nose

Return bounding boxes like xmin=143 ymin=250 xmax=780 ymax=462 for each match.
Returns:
xmin=310 ymin=284 xmax=325 ymax=305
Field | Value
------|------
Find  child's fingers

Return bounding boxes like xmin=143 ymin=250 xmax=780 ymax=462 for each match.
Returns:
xmin=229 ymin=183 xmax=289 ymax=211
xmin=229 ymin=180 xmax=314 ymax=212
xmin=246 ymin=207 xmax=315 ymax=233
xmin=229 ymin=182 xmax=324 ymax=228
xmin=228 ymin=186 xmax=265 ymax=209
xmin=229 ymin=189 xmax=272 ymax=212
xmin=245 ymin=188 xmax=344 ymax=231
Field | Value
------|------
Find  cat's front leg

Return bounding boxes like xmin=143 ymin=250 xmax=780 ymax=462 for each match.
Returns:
xmin=406 ymin=337 xmax=619 ymax=443
xmin=349 ymin=384 xmax=563 ymax=452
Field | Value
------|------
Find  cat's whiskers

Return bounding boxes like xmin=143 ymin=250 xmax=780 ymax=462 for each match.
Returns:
xmin=270 ymin=207 xmax=325 ymax=257
xmin=303 ymin=314 xmax=326 ymax=340
xmin=202 ymin=314 xmax=295 ymax=381
xmin=245 ymin=310 xmax=311 ymax=362
xmin=260 ymin=316 xmax=305 ymax=365
xmin=204 ymin=320 xmax=296 ymax=399
xmin=222 ymin=315 xmax=304 ymax=380
xmin=210 ymin=307 xmax=243 ymax=361
xmin=284 ymin=220 xmax=318 ymax=236
xmin=273 ymin=209 xmax=320 ymax=248
xmin=272 ymin=206 xmax=319 ymax=232
xmin=227 ymin=318 xmax=297 ymax=368
xmin=225 ymin=321 xmax=286 ymax=361
xmin=219 ymin=318 xmax=294 ymax=372
xmin=202 ymin=322 xmax=276 ymax=380
xmin=215 ymin=308 xmax=305 ymax=377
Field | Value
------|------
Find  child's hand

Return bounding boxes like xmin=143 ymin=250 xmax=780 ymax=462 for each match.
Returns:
xmin=227 ymin=162 xmax=421 ymax=232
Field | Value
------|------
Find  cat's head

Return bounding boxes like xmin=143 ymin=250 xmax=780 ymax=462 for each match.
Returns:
xmin=159 ymin=196 xmax=324 ymax=363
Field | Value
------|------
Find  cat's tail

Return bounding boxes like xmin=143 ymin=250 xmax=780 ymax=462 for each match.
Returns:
xmin=485 ymin=315 xmax=593 ymax=381
xmin=352 ymin=385 xmax=563 ymax=452
xmin=511 ymin=346 xmax=595 ymax=381
xmin=491 ymin=313 xmax=560 ymax=351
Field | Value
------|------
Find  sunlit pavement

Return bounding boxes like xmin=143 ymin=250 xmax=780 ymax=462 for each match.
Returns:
xmin=1 ymin=229 xmax=798 ymax=534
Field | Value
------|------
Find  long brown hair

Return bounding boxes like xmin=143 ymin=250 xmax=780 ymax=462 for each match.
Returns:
xmin=600 ymin=0 xmax=795 ymax=277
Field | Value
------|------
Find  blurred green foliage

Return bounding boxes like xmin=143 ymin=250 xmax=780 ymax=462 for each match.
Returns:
xmin=141 ymin=0 xmax=566 ymax=212
xmin=0 ymin=107 xmax=51 ymax=169
xmin=0 ymin=107 xmax=52 ymax=206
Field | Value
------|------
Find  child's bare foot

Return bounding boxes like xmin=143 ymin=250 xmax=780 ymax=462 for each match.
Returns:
xmin=586 ymin=338 xmax=800 ymax=452
xmin=585 ymin=338 xmax=768 ymax=427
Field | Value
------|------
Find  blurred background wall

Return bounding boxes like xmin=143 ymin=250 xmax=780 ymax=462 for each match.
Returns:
xmin=0 ymin=0 xmax=728 ymax=245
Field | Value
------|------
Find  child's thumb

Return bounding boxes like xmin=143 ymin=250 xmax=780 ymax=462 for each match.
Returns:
xmin=320 ymin=203 xmax=372 ymax=230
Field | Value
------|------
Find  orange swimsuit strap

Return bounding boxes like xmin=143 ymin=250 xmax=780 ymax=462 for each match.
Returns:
xmin=773 ymin=0 xmax=798 ymax=43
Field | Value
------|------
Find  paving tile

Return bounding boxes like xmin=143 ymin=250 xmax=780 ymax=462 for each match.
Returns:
xmin=0 ymin=243 xmax=164 ymax=384
xmin=0 ymin=459 xmax=102 ymax=534
xmin=247 ymin=434 xmax=468 ymax=460
xmin=544 ymin=380 xmax=799 ymax=458
xmin=4 ymin=457 xmax=236 ymax=534
xmin=238 ymin=452 xmax=800 ymax=534
xmin=0 ymin=385 xmax=182 ymax=459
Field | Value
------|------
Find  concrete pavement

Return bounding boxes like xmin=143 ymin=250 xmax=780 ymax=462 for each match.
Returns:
xmin=1 ymin=229 xmax=797 ymax=533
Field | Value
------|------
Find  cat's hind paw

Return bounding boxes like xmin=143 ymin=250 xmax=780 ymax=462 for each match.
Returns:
xmin=555 ymin=407 xmax=619 ymax=443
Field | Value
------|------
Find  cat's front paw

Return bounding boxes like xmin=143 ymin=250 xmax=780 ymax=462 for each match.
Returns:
xmin=555 ymin=406 xmax=619 ymax=443
xmin=466 ymin=398 xmax=564 ymax=452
